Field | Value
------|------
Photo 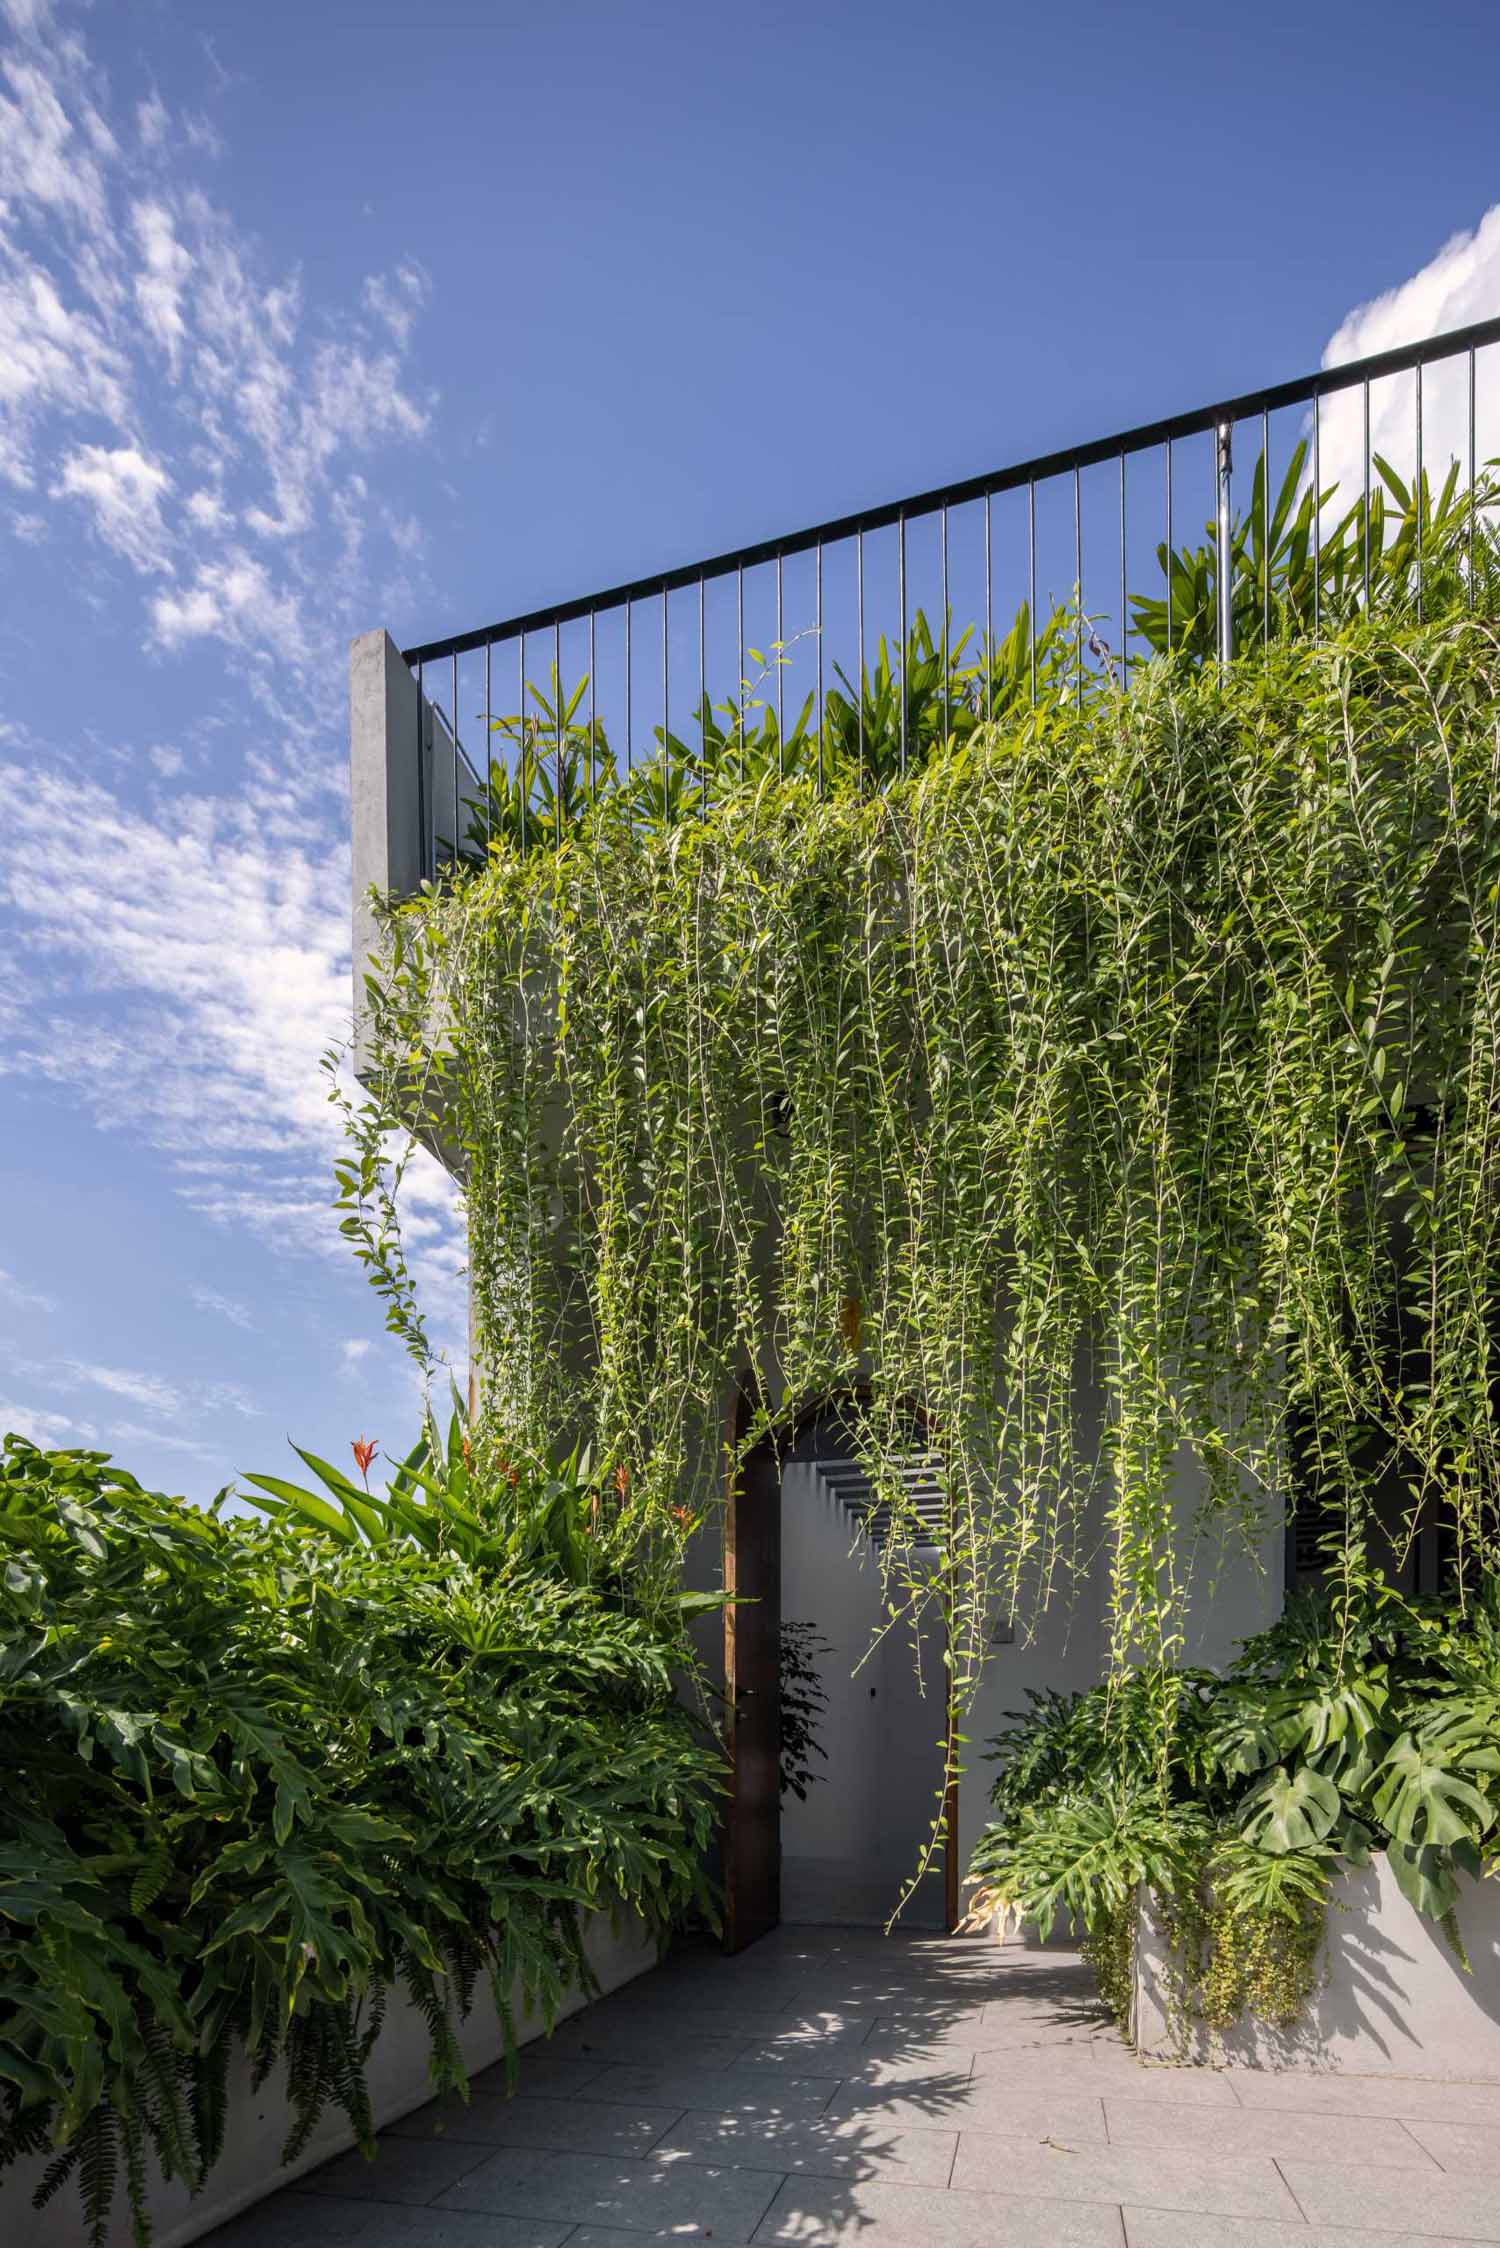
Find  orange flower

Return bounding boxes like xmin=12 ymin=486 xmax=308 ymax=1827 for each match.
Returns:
xmin=613 ymin=1463 xmax=630 ymax=1500
xmin=351 ymin=1435 xmax=378 ymax=1488
xmin=461 ymin=1432 xmax=472 ymax=1468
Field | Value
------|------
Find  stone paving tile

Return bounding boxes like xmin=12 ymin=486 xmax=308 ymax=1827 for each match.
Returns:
xmin=951 ymin=2132 xmax=1303 ymax=2221
xmin=652 ymin=2106 xmax=958 ymax=2184
xmin=574 ymin=2059 xmax=843 ymax=2117
xmin=533 ymin=2019 xmax=751 ymax=2070
xmin=202 ymin=2194 xmax=573 ymax=2247
xmin=387 ymin=2088 xmax=684 ymax=2157
xmin=1225 ymin=2069 xmax=1500 ymax=2124
xmin=432 ymin=2146 xmax=783 ymax=2240
xmin=1405 ymin=2116 xmax=1500 ymax=2172
xmin=1281 ymin=2156 xmax=1500 ymax=2241
xmin=752 ymin=2172 xmax=1126 ymax=2244
xmin=470 ymin=2054 xmax=611 ymax=2100
xmin=1102 ymin=2094 xmax=1442 ymax=2167
xmin=827 ymin=2079 xmax=1108 ymax=2139
xmin=297 ymin=2134 xmax=496 ymax=2205
xmin=1123 ymin=2211 xmax=1494 ymax=2248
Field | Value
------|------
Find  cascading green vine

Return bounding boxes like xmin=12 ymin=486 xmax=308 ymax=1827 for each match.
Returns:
xmin=342 ymin=452 xmax=1500 ymax=1919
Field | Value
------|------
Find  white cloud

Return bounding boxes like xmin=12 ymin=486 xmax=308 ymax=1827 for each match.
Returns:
xmin=11 ymin=508 xmax=44 ymax=539
xmin=363 ymin=262 xmax=428 ymax=348
xmin=0 ymin=1399 xmax=99 ymax=1449
xmin=0 ymin=254 xmax=128 ymax=486
xmin=132 ymin=198 xmax=191 ymax=372
xmin=137 ymin=91 xmax=167 ymax=149
xmin=342 ymin=1337 xmax=373 ymax=1367
xmin=0 ymin=1265 xmax=54 ymax=1313
xmin=152 ymin=549 xmax=299 ymax=648
xmin=67 ymin=1360 xmax=183 ymax=1417
xmin=53 ymin=440 xmax=171 ymax=570
xmin=191 ymin=1284 xmax=253 ymax=1329
xmin=1318 ymin=206 xmax=1500 ymax=523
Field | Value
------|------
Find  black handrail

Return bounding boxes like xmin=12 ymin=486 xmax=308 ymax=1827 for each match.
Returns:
xmin=401 ymin=314 xmax=1500 ymax=667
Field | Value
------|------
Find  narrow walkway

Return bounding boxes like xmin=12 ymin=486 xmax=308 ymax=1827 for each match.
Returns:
xmin=210 ymin=1923 xmax=1500 ymax=2246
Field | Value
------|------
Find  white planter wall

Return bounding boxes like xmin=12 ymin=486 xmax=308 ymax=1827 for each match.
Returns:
xmin=2 ymin=1908 xmax=658 ymax=2248
xmin=1134 ymin=1855 xmax=1500 ymax=2077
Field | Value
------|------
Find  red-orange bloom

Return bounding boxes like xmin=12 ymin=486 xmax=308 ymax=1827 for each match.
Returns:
xmin=613 ymin=1463 xmax=629 ymax=1500
xmin=351 ymin=1435 xmax=378 ymax=1488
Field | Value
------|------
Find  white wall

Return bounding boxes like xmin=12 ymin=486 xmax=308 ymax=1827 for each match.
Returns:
xmin=780 ymin=1459 xmax=948 ymax=1927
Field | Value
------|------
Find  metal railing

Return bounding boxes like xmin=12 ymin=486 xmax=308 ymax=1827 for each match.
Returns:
xmin=399 ymin=314 xmax=1500 ymax=880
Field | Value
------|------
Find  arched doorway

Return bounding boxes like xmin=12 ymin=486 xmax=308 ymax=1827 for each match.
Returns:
xmin=722 ymin=1391 xmax=956 ymax=1951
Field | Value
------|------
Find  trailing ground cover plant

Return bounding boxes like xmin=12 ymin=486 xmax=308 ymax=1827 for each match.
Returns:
xmin=0 ymin=1431 xmax=719 ymax=2244
xmin=966 ymin=1566 xmax=1500 ymax=2036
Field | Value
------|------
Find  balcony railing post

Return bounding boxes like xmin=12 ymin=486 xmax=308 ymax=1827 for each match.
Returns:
xmin=1216 ymin=420 xmax=1234 ymax=668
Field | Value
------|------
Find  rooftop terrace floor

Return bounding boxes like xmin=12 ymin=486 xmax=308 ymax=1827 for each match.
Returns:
xmin=204 ymin=1922 xmax=1500 ymax=2247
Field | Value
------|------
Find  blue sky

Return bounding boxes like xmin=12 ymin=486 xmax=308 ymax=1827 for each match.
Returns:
xmin=2 ymin=0 xmax=1498 ymax=1499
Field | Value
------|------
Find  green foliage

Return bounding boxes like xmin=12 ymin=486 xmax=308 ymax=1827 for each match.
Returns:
xmin=0 ymin=1434 xmax=720 ymax=2244
xmin=967 ymin=1572 xmax=1500 ymax=2037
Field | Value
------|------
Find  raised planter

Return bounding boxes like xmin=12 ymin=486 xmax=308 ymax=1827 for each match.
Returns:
xmin=1133 ymin=1855 xmax=1500 ymax=2077
xmin=1 ymin=1907 xmax=658 ymax=2248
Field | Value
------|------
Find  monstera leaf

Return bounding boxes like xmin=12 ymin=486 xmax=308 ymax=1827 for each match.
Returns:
xmin=1373 ymin=1734 xmax=1495 ymax=1851
xmin=1238 ymin=1764 xmax=1342 ymax=1853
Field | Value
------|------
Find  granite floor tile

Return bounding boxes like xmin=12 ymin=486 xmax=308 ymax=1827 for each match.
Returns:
xmin=1404 ymin=2117 xmax=1500 ymax=2172
xmin=1226 ymin=2070 xmax=1500 ymax=2124
xmin=200 ymin=2194 xmax=573 ymax=2247
xmin=387 ymin=2089 xmax=683 ymax=2157
xmin=751 ymin=2173 xmax=1126 ymax=2245
xmin=432 ymin=2145 xmax=783 ymax=2240
xmin=1102 ymin=2094 xmax=1441 ymax=2166
xmin=653 ymin=2106 xmax=958 ymax=2184
xmin=297 ymin=2135 xmax=495 ymax=2205
xmin=531 ymin=2020 xmax=750 ymax=2070
xmin=575 ymin=2059 xmax=843 ymax=2117
xmin=1123 ymin=2211 xmax=1491 ymax=2248
xmin=1281 ymin=2156 xmax=1500 ymax=2240
xmin=470 ymin=2055 xmax=610 ymax=2100
xmin=827 ymin=2079 xmax=1108 ymax=2138
xmin=951 ymin=2132 xmax=1303 ymax=2220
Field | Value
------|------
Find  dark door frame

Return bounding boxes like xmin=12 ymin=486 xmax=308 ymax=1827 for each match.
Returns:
xmin=722 ymin=1384 xmax=961 ymax=1948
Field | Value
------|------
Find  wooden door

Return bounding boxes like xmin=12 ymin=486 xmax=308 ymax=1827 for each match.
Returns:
xmin=723 ymin=1400 xmax=781 ymax=1952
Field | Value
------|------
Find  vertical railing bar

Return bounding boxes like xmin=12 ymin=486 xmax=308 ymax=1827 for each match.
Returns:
xmin=450 ymin=650 xmax=459 ymax=871
xmin=856 ymin=529 xmax=865 ymax=774
xmin=625 ymin=601 xmax=633 ymax=776
xmin=983 ymin=490 xmax=992 ymax=723
xmin=588 ymin=608 xmax=596 ymax=800
xmin=661 ymin=583 xmax=670 ymax=824
xmin=1027 ymin=480 xmax=1036 ymax=705
xmin=898 ymin=510 xmax=908 ymax=775
xmin=815 ymin=539 xmax=824 ymax=797
xmin=940 ymin=503 xmax=949 ymax=747
xmin=1073 ymin=465 xmax=1082 ymax=710
xmin=554 ymin=617 xmax=562 ymax=848
xmin=484 ymin=637 xmax=492 ymax=850
xmin=1312 ymin=390 xmax=1321 ymax=638
xmin=1469 ymin=346 xmax=1478 ymax=613
xmin=1262 ymin=405 xmax=1270 ymax=661
xmin=1165 ymin=440 xmax=1174 ymax=656
xmin=416 ymin=658 xmax=428 ymax=883
xmin=1118 ymin=451 xmax=1127 ymax=688
xmin=1363 ymin=381 xmax=1372 ymax=612
xmin=775 ymin=550 xmax=784 ymax=775
xmin=1415 ymin=361 xmax=1424 ymax=624
xmin=518 ymin=633 xmax=526 ymax=851
xmin=736 ymin=565 xmax=745 ymax=785
xmin=698 ymin=572 xmax=707 ymax=819
xmin=1216 ymin=421 xmax=1234 ymax=669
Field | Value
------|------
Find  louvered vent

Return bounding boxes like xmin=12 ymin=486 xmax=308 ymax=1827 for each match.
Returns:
xmin=812 ymin=1452 xmax=947 ymax=1554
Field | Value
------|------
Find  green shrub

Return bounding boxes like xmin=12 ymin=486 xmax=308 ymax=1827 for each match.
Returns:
xmin=966 ymin=1570 xmax=1500 ymax=2038
xmin=0 ymin=1430 xmax=721 ymax=2244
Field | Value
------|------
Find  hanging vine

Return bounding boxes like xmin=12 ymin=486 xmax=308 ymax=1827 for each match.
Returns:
xmin=345 ymin=593 xmax=1500 ymax=1874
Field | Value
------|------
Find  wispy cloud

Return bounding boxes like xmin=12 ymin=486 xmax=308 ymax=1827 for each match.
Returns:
xmin=191 ymin=1284 xmax=253 ymax=1330
xmin=65 ymin=1360 xmax=183 ymax=1417
xmin=0 ymin=1265 xmax=54 ymax=1314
